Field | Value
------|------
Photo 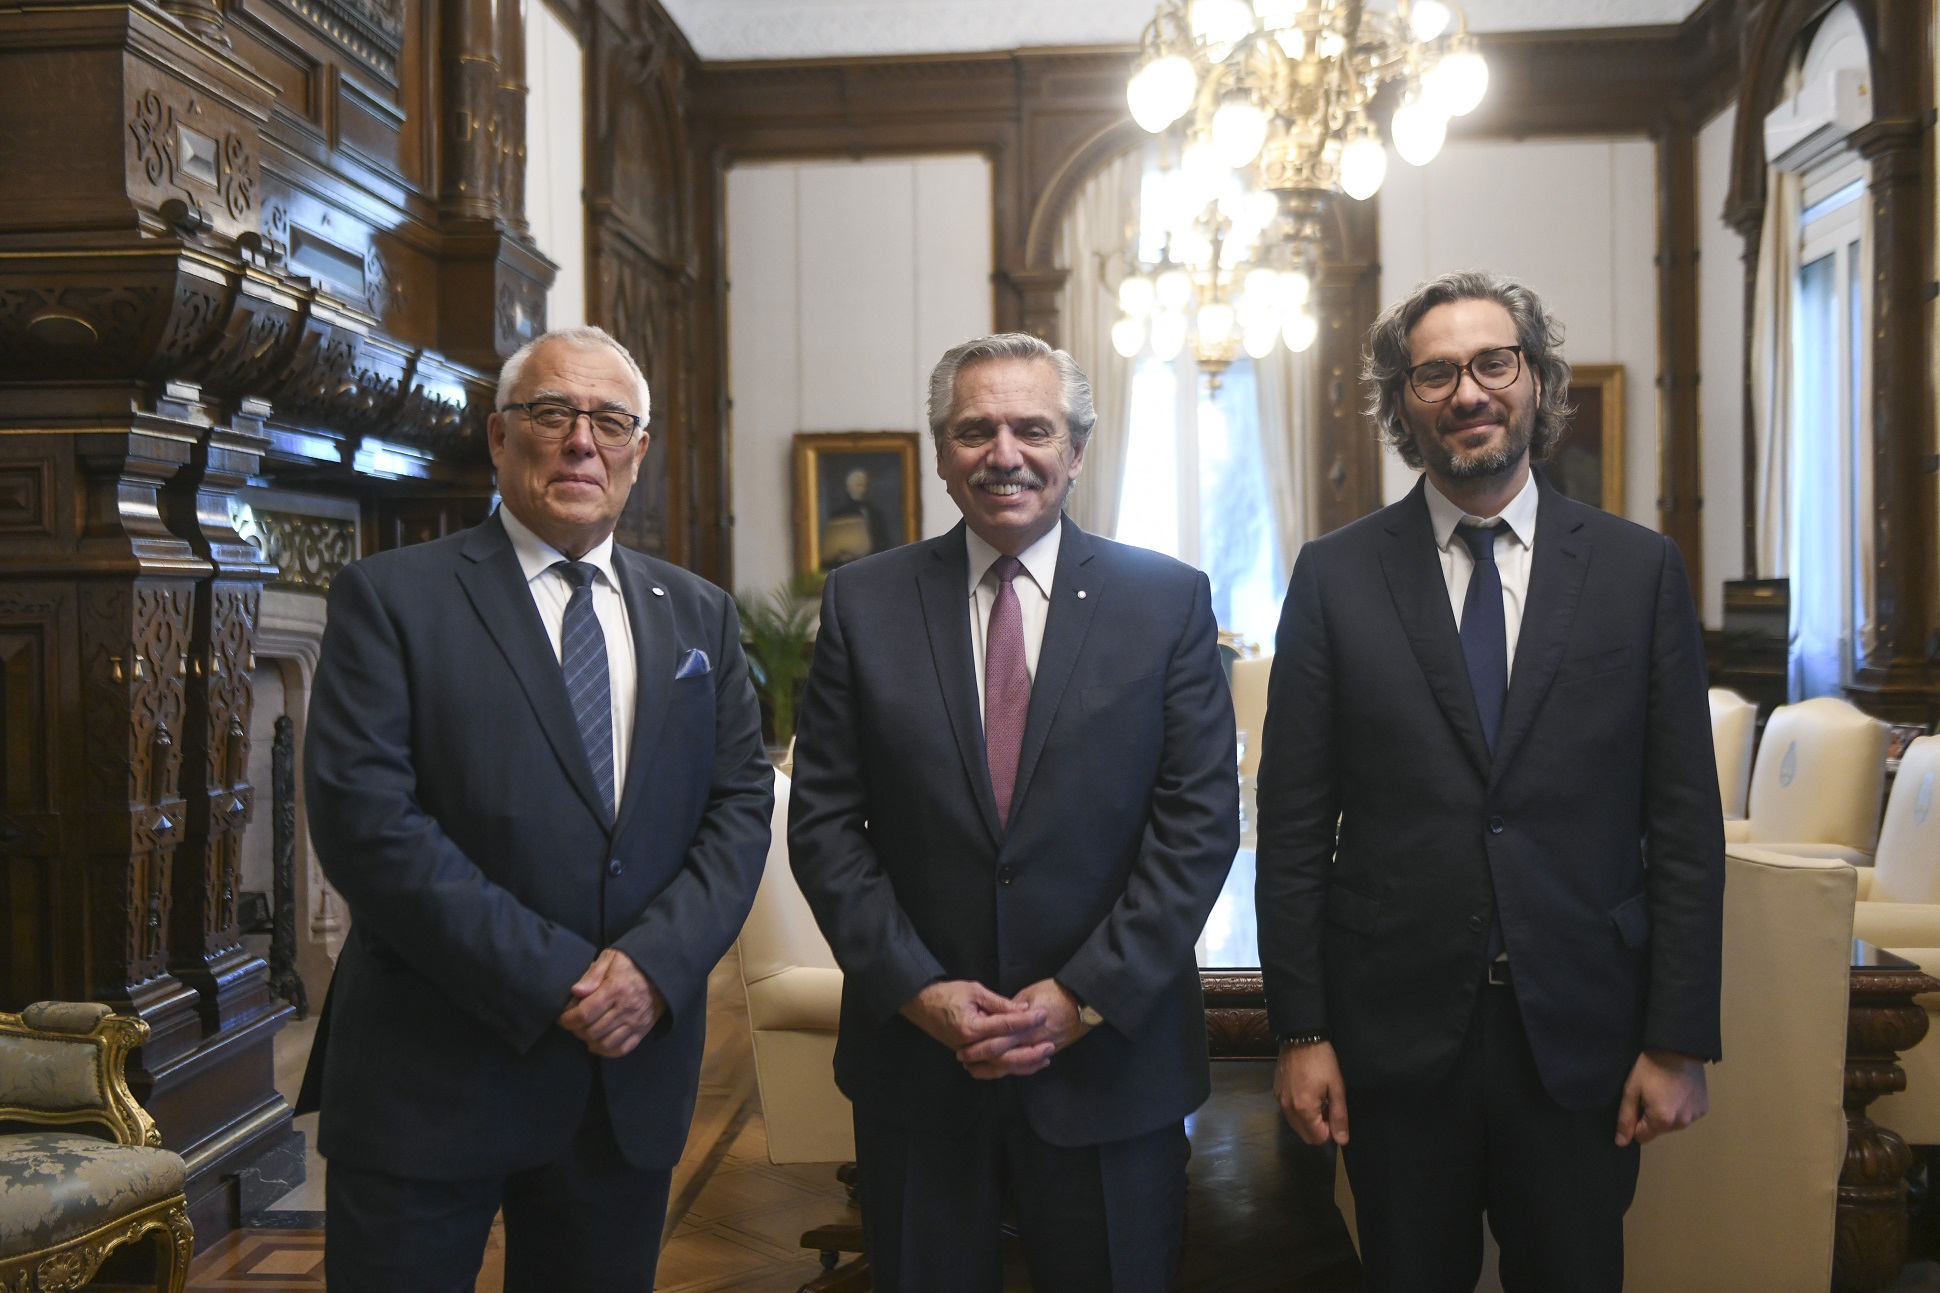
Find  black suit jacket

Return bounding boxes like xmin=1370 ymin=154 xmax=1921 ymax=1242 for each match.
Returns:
xmin=1255 ymin=476 xmax=1724 ymax=1110
xmin=297 ymin=511 xmax=773 ymax=1178
xmin=787 ymin=518 xmax=1239 ymax=1147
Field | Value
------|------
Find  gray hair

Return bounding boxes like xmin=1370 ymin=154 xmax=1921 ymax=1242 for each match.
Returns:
xmin=925 ymin=333 xmax=1097 ymax=452
xmin=496 ymin=325 xmax=652 ymax=422
xmin=1363 ymin=270 xmax=1573 ymax=469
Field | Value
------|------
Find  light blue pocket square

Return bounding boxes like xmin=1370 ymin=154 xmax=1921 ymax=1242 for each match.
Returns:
xmin=675 ymin=648 xmax=711 ymax=680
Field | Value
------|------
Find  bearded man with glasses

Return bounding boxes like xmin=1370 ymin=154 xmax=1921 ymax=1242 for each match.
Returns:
xmin=1254 ymin=271 xmax=1723 ymax=1291
xmin=300 ymin=325 xmax=773 ymax=1291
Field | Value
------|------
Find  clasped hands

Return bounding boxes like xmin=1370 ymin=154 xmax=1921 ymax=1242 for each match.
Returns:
xmin=900 ymin=978 xmax=1094 ymax=1079
xmin=1273 ymin=1040 xmax=1709 ymax=1148
xmin=557 ymin=947 xmax=663 ymax=1058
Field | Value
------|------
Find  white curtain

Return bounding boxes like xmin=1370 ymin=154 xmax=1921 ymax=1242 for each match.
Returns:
xmin=1057 ymin=148 xmax=1144 ymax=538
xmin=1252 ymin=338 xmax=1314 ymax=576
xmin=1750 ymin=166 xmax=1799 ymax=578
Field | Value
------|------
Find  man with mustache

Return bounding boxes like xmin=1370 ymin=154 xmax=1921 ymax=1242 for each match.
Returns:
xmin=789 ymin=333 xmax=1239 ymax=1291
xmin=1254 ymin=272 xmax=1723 ymax=1291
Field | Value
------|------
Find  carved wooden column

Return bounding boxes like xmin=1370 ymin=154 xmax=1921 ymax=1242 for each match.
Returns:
xmin=1310 ymin=195 xmax=1383 ymax=535
xmin=1001 ymin=268 xmax=1071 ymax=344
xmin=1847 ymin=108 xmax=1938 ymax=726
xmin=498 ymin=0 xmax=531 ymax=239
xmin=1654 ymin=110 xmax=1704 ymax=598
xmin=1837 ymin=946 xmax=1940 ymax=1292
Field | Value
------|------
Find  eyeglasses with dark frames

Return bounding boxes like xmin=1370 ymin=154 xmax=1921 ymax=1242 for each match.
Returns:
xmin=1406 ymin=345 xmax=1525 ymax=403
xmin=502 ymin=401 xmax=643 ymax=448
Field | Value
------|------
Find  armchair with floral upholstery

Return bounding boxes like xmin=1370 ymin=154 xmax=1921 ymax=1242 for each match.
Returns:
xmin=0 ymin=1002 xmax=191 ymax=1293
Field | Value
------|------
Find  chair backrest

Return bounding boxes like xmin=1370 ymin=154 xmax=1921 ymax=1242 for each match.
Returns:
xmin=1622 ymin=846 xmax=1853 ymax=1291
xmin=0 ymin=1002 xmax=157 ymax=1147
xmin=737 ymin=773 xmax=838 ymax=986
xmin=1230 ymin=655 xmax=1272 ymax=778
xmin=1866 ymin=736 xmax=1940 ymax=905
xmin=1709 ymin=687 xmax=1758 ymax=819
xmin=1747 ymin=696 xmax=1887 ymax=852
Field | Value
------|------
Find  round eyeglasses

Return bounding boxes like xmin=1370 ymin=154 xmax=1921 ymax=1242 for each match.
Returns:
xmin=502 ymin=401 xmax=643 ymax=448
xmin=1406 ymin=346 xmax=1524 ymax=402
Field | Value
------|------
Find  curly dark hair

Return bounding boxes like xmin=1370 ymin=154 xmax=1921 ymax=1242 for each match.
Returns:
xmin=1363 ymin=270 xmax=1573 ymax=470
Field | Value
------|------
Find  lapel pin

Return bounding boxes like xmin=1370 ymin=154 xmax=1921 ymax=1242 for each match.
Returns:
xmin=1077 ymin=590 xmax=1087 ymax=599
xmin=652 ymin=587 xmax=666 ymax=597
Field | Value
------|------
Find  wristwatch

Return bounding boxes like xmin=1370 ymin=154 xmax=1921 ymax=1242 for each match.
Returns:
xmin=1278 ymin=1031 xmax=1329 ymax=1048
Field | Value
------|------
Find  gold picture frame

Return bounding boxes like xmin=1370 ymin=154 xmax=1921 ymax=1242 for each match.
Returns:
xmin=1552 ymin=363 xmax=1625 ymax=515
xmin=792 ymin=431 xmax=923 ymax=575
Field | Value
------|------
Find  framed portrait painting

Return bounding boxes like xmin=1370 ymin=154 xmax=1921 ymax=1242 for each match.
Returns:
xmin=1546 ymin=363 xmax=1625 ymax=514
xmin=792 ymin=431 xmax=923 ymax=575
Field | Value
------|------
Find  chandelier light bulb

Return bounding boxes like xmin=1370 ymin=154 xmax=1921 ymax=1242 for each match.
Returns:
xmin=1424 ymin=49 xmax=1490 ymax=117
xmin=1243 ymin=323 xmax=1279 ymax=359
xmin=1156 ymin=268 xmax=1194 ymax=312
xmin=1197 ymin=301 xmax=1237 ymax=346
xmin=1211 ymin=96 xmax=1270 ymax=169
xmin=1112 ymin=315 xmax=1148 ymax=359
xmin=1151 ymin=309 xmax=1189 ymax=360
xmin=1316 ymin=28 xmax=1346 ymax=58
xmin=1284 ymin=309 xmax=1319 ymax=352
xmin=1191 ymin=0 xmax=1256 ymax=54
xmin=1128 ymin=55 xmax=1199 ymax=133
xmin=1390 ymin=93 xmax=1448 ymax=167
xmin=1118 ymin=274 xmax=1157 ymax=318
xmin=1340 ymin=132 xmax=1389 ymax=200
xmin=1275 ymin=26 xmax=1306 ymax=59
xmin=1277 ymin=268 xmax=1311 ymax=311
xmin=1243 ymin=267 xmax=1280 ymax=303
xmin=1408 ymin=0 xmax=1452 ymax=42
xmin=1252 ymin=0 xmax=1304 ymax=30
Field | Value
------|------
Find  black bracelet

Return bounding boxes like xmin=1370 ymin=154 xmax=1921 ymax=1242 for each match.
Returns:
xmin=1277 ymin=1031 xmax=1329 ymax=1048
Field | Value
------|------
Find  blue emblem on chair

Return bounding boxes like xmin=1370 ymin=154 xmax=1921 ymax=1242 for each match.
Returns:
xmin=1780 ymin=740 xmax=1799 ymax=788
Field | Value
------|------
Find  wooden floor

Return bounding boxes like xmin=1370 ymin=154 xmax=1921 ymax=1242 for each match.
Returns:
xmin=166 ymin=945 xmax=1365 ymax=1292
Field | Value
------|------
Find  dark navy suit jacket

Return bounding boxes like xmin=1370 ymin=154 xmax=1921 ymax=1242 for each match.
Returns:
xmin=787 ymin=517 xmax=1239 ymax=1148
xmin=297 ymin=510 xmax=773 ymax=1177
xmin=1256 ymin=476 xmax=1725 ymax=1111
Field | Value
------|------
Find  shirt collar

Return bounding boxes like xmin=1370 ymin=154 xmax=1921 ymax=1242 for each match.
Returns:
xmin=965 ymin=520 xmax=1061 ymax=599
xmin=498 ymin=503 xmax=620 ymax=588
xmin=1423 ymin=470 xmax=1539 ymax=552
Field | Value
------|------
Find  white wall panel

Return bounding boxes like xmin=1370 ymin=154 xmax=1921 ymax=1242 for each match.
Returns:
xmin=524 ymin=3 xmax=585 ymax=329
xmin=727 ymin=156 xmax=993 ymax=596
xmin=1377 ymin=137 xmax=1660 ymax=536
xmin=1698 ymin=103 xmax=1746 ymax=627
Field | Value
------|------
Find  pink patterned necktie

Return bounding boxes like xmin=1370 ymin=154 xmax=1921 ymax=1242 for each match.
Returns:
xmin=984 ymin=555 xmax=1031 ymax=827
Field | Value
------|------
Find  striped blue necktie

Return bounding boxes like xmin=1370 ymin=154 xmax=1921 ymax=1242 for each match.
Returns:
xmin=553 ymin=560 xmax=614 ymax=817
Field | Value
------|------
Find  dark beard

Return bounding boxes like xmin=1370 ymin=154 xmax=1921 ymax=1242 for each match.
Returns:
xmin=1415 ymin=403 xmax=1534 ymax=481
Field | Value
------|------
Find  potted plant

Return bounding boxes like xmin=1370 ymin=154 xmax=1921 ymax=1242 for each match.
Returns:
xmin=735 ymin=572 xmax=822 ymax=758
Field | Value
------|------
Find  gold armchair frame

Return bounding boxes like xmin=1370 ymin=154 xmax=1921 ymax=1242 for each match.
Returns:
xmin=0 ymin=1005 xmax=192 ymax=1293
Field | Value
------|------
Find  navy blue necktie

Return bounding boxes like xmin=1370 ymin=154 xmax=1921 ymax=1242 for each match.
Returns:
xmin=553 ymin=561 xmax=615 ymax=817
xmin=1457 ymin=524 xmax=1507 ymax=753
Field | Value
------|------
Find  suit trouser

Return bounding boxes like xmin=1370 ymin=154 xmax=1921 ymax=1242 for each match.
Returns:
xmin=323 ymin=1070 xmax=671 ymax=1293
xmin=853 ymin=1081 xmax=1188 ymax=1293
xmin=1341 ymin=976 xmax=1640 ymax=1293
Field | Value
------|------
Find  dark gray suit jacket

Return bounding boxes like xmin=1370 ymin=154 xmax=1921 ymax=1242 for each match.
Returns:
xmin=788 ymin=517 xmax=1239 ymax=1147
xmin=1256 ymin=476 xmax=1724 ymax=1111
xmin=298 ymin=511 xmax=772 ymax=1177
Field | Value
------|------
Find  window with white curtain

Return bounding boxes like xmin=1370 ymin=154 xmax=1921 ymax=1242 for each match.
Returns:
xmin=1116 ymin=354 xmax=1284 ymax=648
xmin=525 ymin=1 xmax=586 ymax=330
xmin=1788 ymin=161 xmax=1871 ymax=698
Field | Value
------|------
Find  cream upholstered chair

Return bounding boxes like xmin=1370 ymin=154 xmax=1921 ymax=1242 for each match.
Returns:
xmin=1825 ymin=736 xmax=1940 ymax=1142
xmin=1709 ymin=687 xmax=1758 ymax=822
xmin=1722 ymin=696 xmax=1887 ymax=866
xmin=1334 ymin=846 xmax=1854 ymax=1293
xmin=736 ymin=771 xmax=853 ymax=1164
xmin=0 ymin=1002 xmax=193 ymax=1293
xmin=1230 ymin=654 xmax=1272 ymax=779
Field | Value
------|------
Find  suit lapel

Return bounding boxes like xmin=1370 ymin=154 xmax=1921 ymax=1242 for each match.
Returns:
xmin=1378 ymin=480 xmax=1492 ymax=780
xmin=453 ymin=512 xmax=610 ymax=826
xmin=1009 ymin=517 xmax=1099 ymax=826
xmin=611 ymin=547 xmax=672 ymax=837
xmin=916 ymin=526 xmax=1003 ymax=846
xmin=1489 ymin=479 xmax=1591 ymax=788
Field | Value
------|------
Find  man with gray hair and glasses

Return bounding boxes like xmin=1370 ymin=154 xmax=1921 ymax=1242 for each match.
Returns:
xmin=1254 ymin=272 xmax=1724 ymax=1290
xmin=789 ymin=332 xmax=1239 ymax=1291
xmin=300 ymin=325 xmax=773 ymax=1291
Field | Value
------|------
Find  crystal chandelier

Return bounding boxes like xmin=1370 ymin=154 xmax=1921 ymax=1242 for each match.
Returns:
xmin=1113 ymin=0 xmax=1489 ymax=375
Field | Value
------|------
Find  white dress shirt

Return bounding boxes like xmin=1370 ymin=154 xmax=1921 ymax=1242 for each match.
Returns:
xmin=499 ymin=505 xmax=638 ymax=814
xmin=1423 ymin=472 xmax=1539 ymax=684
xmin=966 ymin=523 xmax=1060 ymax=722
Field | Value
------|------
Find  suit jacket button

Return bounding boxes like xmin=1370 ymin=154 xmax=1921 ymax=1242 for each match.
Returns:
xmin=997 ymin=865 xmax=1017 ymax=885
xmin=1488 ymin=816 xmax=1505 ymax=834
xmin=607 ymin=858 xmax=623 ymax=877
xmin=1469 ymin=915 xmax=1484 ymax=932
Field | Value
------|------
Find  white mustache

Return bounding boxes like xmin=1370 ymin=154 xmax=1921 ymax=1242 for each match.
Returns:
xmin=969 ymin=467 xmax=1044 ymax=490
